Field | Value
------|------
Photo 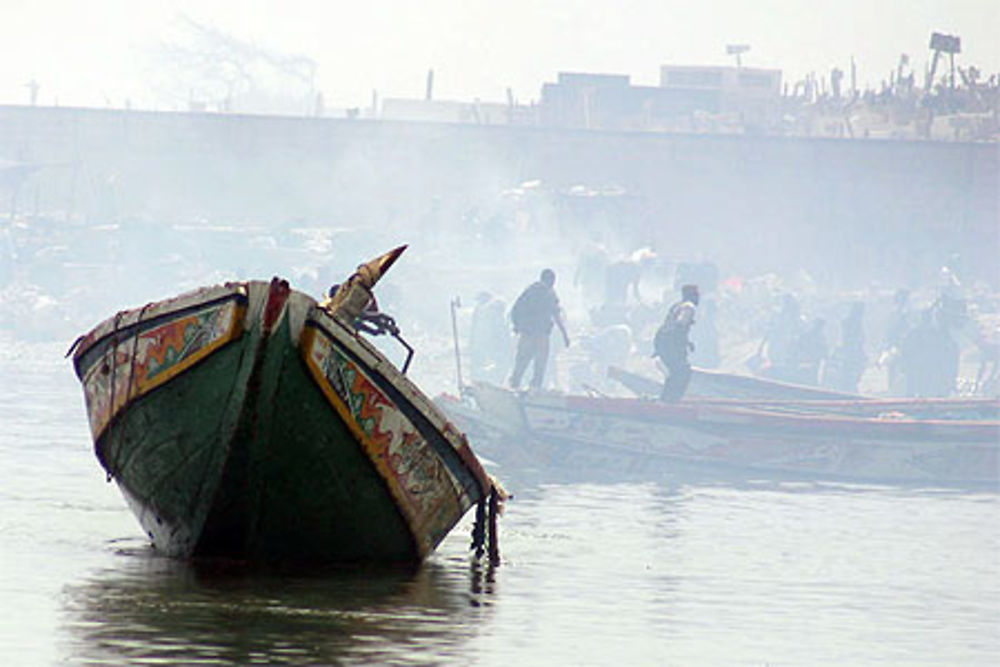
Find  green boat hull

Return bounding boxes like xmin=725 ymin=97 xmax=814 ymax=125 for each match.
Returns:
xmin=73 ymin=279 xmax=494 ymax=563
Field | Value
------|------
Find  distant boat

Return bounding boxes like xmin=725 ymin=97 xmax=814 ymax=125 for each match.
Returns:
xmin=70 ymin=246 xmax=504 ymax=563
xmin=441 ymin=376 xmax=999 ymax=486
xmin=608 ymin=364 xmax=863 ymax=401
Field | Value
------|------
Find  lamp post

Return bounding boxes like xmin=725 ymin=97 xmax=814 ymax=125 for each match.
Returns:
xmin=726 ymin=44 xmax=751 ymax=68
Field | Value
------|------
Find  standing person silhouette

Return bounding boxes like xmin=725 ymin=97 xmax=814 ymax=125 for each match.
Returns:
xmin=508 ymin=269 xmax=569 ymax=390
xmin=654 ymin=284 xmax=699 ymax=401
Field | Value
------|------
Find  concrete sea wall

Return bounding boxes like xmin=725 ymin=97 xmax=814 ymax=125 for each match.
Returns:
xmin=1 ymin=104 xmax=996 ymax=288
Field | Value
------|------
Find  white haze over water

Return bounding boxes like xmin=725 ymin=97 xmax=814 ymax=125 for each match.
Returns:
xmin=0 ymin=0 xmax=997 ymax=110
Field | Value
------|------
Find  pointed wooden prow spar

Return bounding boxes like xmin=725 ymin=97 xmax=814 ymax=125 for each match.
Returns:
xmin=354 ymin=243 xmax=408 ymax=290
xmin=322 ymin=244 xmax=407 ymax=321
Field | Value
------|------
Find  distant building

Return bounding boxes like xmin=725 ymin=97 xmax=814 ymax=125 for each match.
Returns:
xmin=540 ymin=66 xmax=783 ymax=131
xmin=539 ymin=73 xmax=636 ymax=129
xmin=660 ymin=65 xmax=782 ymax=127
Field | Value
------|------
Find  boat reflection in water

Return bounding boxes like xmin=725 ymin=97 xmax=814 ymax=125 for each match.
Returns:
xmin=61 ymin=544 xmax=497 ymax=665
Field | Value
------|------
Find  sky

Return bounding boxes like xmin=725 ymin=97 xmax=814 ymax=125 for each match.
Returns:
xmin=0 ymin=0 xmax=997 ymax=111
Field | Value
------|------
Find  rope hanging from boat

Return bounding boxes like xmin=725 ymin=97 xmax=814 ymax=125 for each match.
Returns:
xmin=470 ymin=494 xmax=486 ymax=557
xmin=488 ymin=486 xmax=500 ymax=565
xmin=470 ymin=484 xmax=502 ymax=566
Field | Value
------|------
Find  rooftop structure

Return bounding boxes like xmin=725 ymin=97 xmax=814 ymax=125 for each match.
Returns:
xmin=539 ymin=65 xmax=783 ymax=131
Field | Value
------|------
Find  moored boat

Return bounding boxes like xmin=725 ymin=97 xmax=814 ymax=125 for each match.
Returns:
xmin=70 ymin=247 xmax=504 ymax=563
xmin=449 ymin=381 xmax=999 ymax=486
xmin=608 ymin=365 xmax=1000 ymax=420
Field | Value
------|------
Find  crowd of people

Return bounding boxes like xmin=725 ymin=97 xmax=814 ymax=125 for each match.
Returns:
xmin=2 ymin=184 xmax=995 ymax=403
xmin=464 ymin=246 xmax=1000 ymax=400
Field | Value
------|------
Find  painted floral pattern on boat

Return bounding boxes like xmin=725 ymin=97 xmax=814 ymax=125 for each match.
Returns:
xmin=81 ymin=300 xmax=243 ymax=439
xmin=304 ymin=327 xmax=463 ymax=552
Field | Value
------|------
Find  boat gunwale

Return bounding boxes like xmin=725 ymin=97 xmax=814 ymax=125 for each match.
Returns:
xmin=72 ymin=287 xmax=249 ymax=375
xmin=528 ymin=394 xmax=1000 ymax=442
xmin=662 ymin=396 xmax=1000 ymax=412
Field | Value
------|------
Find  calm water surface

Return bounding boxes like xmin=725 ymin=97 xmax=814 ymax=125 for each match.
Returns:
xmin=2 ymin=339 xmax=998 ymax=665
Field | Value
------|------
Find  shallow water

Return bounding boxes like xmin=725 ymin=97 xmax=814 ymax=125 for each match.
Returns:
xmin=2 ymin=339 xmax=998 ymax=665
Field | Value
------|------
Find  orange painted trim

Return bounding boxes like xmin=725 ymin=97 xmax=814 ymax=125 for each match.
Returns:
xmin=135 ymin=304 xmax=246 ymax=394
xmin=83 ymin=300 xmax=246 ymax=440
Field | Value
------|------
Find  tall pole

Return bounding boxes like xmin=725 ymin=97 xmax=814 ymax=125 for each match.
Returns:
xmin=450 ymin=297 xmax=464 ymax=393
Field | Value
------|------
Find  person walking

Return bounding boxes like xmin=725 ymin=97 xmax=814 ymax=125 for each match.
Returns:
xmin=828 ymin=302 xmax=867 ymax=393
xmin=469 ymin=291 xmax=511 ymax=384
xmin=654 ymin=284 xmax=699 ymax=401
xmin=508 ymin=269 xmax=569 ymax=390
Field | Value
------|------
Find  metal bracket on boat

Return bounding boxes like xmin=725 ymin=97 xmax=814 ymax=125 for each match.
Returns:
xmin=395 ymin=332 xmax=415 ymax=375
xmin=356 ymin=311 xmax=415 ymax=375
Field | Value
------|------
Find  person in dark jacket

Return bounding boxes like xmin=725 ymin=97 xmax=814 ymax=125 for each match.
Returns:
xmin=508 ymin=269 xmax=569 ymax=390
xmin=654 ymin=284 xmax=699 ymax=401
